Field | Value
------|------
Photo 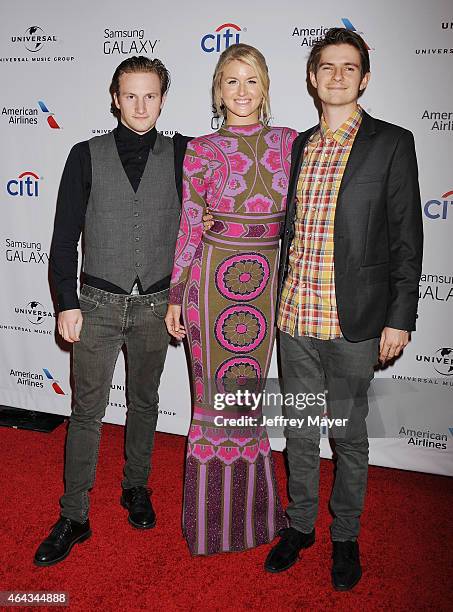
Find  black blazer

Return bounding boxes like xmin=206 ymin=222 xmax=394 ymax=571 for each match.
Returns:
xmin=277 ymin=111 xmax=423 ymax=342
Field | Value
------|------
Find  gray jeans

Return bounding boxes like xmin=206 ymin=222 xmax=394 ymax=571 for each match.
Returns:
xmin=279 ymin=330 xmax=379 ymax=541
xmin=60 ymin=285 xmax=170 ymax=523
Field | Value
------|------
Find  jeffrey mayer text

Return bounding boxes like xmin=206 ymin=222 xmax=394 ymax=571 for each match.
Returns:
xmin=213 ymin=415 xmax=348 ymax=428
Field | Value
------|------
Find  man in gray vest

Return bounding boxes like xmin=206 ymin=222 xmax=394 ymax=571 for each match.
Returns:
xmin=34 ymin=56 xmax=189 ymax=566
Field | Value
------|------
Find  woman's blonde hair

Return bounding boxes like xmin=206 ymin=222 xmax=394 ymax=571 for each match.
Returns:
xmin=212 ymin=43 xmax=271 ymax=124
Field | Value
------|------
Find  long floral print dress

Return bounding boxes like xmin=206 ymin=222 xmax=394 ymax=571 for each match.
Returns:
xmin=169 ymin=122 xmax=298 ymax=555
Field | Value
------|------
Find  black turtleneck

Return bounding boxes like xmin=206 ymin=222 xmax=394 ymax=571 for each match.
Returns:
xmin=115 ymin=121 xmax=157 ymax=191
xmin=50 ymin=122 xmax=189 ymax=311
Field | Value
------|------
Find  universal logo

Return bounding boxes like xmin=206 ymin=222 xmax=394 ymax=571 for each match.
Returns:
xmin=11 ymin=26 xmax=57 ymax=52
xmin=158 ymin=128 xmax=178 ymax=137
xmin=3 ymin=25 xmax=75 ymax=63
xmin=416 ymin=347 xmax=453 ymax=376
xmin=15 ymin=301 xmax=56 ymax=325
xmin=90 ymin=127 xmax=112 ymax=135
xmin=0 ymin=299 xmax=54 ymax=336
xmin=415 ymin=21 xmax=453 ymax=54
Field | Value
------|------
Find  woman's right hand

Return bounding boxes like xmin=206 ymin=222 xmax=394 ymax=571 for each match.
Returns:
xmin=165 ymin=304 xmax=186 ymax=340
xmin=202 ymin=207 xmax=214 ymax=232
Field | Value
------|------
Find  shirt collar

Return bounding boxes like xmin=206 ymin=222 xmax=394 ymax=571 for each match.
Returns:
xmin=319 ymin=105 xmax=363 ymax=145
xmin=116 ymin=121 xmax=157 ymax=149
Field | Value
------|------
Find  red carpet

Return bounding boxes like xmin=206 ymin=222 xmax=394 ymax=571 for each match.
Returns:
xmin=1 ymin=423 xmax=451 ymax=611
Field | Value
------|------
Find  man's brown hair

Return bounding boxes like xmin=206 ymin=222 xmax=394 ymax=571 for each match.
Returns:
xmin=308 ymin=27 xmax=370 ymax=78
xmin=109 ymin=56 xmax=171 ymax=119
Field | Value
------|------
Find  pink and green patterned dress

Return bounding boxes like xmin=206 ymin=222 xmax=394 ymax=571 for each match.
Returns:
xmin=169 ymin=122 xmax=298 ymax=555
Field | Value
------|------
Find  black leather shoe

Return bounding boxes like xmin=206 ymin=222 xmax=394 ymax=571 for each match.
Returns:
xmin=120 ymin=486 xmax=156 ymax=529
xmin=332 ymin=540 xmax=362 ymax=591
xmin=34 ymin=517 xmax=91 ymax=566
xmin=264 ymin=527 xmax=315 ymax=573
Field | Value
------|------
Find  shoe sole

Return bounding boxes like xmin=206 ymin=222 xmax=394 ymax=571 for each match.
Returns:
xmin=264 ymin=538 xmax=315 ymax=574
xmin=120 ymin=497 xmax=156 ymax=530
xmin=34 ymin=530 xmax=92 ymax=567
xmin=332 ymin=568 xmax=362 ymax=591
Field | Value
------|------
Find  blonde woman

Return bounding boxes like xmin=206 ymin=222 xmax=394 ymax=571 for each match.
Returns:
xmin=166 ymin=44 xmax=297 ymax=555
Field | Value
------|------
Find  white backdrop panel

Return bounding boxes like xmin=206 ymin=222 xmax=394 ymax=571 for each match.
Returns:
xmin=1 ymin=0 xmax=452 ymax=475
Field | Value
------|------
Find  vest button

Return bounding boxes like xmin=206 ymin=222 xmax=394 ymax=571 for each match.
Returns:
xmin=134 ymin=224 xmax=140 ymax=229
xmin=134 ymin=212 xmax=139 ymax=217
xmin=135 ymin=263 xmax=141 ymax=267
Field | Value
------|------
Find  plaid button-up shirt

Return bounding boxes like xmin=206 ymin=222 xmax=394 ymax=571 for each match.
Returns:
xmin=278 ymin=106 xmax=363 ymax=340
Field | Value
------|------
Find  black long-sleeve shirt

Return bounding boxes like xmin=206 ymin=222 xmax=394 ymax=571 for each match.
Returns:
xmin=50 ymin=121 xmax=189 ymax=311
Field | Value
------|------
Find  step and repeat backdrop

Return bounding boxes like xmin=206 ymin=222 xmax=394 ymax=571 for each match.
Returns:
xmin=1 ymin=0 xmax=452 ymax=475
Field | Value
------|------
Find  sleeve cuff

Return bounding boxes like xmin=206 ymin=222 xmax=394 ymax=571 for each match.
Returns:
xmin=169 ymin=282 xmax=185 ymax=305
xmin=57 ymin=292 xmax=80 ymax=312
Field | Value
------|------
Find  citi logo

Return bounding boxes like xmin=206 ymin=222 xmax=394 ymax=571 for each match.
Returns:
xmin=6 ymin=171 xmax=40 ymax=197
xmin=43 ymin=368 xmax=65 ymax=395
xmin=201 ymin=23 xmax=243 ymax=53
xmin=38 ymin=100 xmax=61 ymax=129
xmin=424 ymin=190 xmax=453 ymax=220
xmin=341 ymin=18 xmax=372 ymax=50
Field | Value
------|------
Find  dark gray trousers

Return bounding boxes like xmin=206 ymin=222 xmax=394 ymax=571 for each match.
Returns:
xmin=279 ymin=330 xmax=379 ymax=541
xmin=60 ymin=285 xmax=170 ymax=523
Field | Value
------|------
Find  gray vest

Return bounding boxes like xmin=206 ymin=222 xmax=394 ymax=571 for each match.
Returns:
xmin=84 ymin=132 xmax=180 ymax=291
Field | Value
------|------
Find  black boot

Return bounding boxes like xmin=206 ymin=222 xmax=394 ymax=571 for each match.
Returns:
xmin=34 ymin=517 xmax=91 ymax=566
xmin=332 ymin=540 xmax=362 ymax=591
xmin=120 ymin=486 xmax=156 ymax=529
xmin=264 ymin=527 xmax=315 ymax=573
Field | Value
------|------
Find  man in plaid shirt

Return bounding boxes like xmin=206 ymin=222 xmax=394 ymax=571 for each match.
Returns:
xmin=265 ymin=28 xmax=423 ymax=589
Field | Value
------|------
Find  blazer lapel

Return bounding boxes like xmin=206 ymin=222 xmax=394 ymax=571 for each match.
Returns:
xmin=338 ymin=111 xmax=376 ymax=197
